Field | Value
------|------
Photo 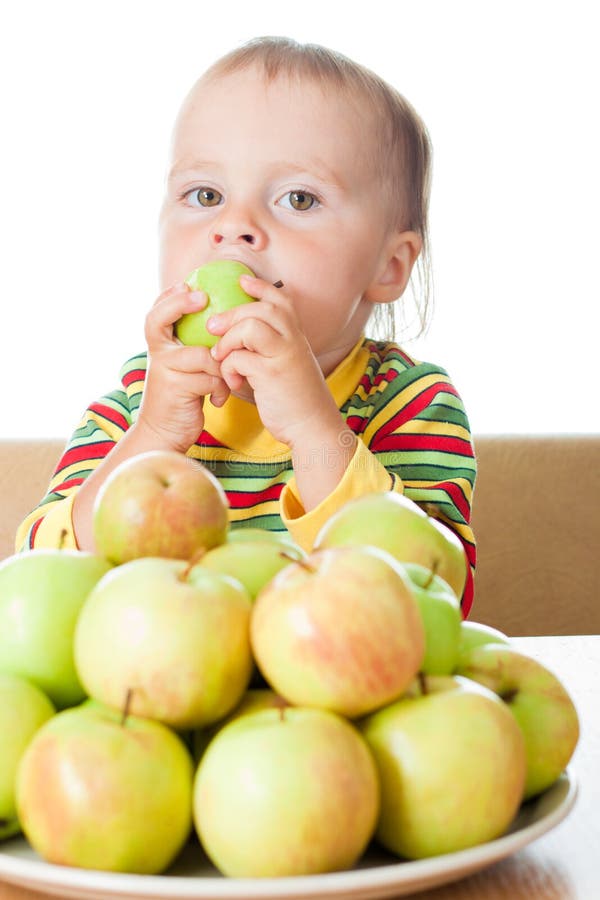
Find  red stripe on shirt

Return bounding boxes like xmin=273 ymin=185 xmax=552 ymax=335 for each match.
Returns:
xmin=121 ymin=368 xmax=146 ymax=388
xmin=52 ymin=478 xmax=86 ymax=493
xmin=359 ymin=368 xmax=397 ymax=393
xmin=59 ymin=441 xmax=115 ymax=469
xmin=375 ymin=433 xmax=474 ymax=457
xmin=425 ymin=479 xmax=472 ymax=522
xmin=372 ymin=383 xmax=460 ymax=446
xmin=462 ymin=566 xmax=474 ymax=618
xmin=88 ymin=402 xmax=129 ymax=432
xmin=29 ymin=518 xmax=43 ymax=548
xmin=346 ymin=414 xmax=368 ymax=434
xmin=195 ymin=431 xmax=225 ymax=448
xmin=227 ymin=484 xmax=284 ymax=507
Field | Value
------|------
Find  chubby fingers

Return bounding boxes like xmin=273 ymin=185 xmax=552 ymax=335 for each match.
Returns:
xmin=150 ymin=343 xmax=231 ymax=407
xmin=145 ymin=283 xmax=208 ymax=349
xmin=208 ymin=277 xmax=297 ymax=358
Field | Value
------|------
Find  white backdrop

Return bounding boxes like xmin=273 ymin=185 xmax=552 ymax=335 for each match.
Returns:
xmin=1 ymin=0 xmax=598 ymax=439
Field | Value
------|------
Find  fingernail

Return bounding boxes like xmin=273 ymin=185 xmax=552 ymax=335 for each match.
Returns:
xmin=189 ymin=291 xmax=205 ymax=307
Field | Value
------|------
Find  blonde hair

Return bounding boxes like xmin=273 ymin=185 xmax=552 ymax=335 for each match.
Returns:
xmin=203 ymin=36 xmax=433 ymax=340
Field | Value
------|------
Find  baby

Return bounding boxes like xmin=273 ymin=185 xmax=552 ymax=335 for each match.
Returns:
xmin=17 ymin=37 xmax=477 ymax=612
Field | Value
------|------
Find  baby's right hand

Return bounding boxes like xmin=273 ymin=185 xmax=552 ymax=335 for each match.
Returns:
xmin=136 ymin=283 xmax=230 ymax=453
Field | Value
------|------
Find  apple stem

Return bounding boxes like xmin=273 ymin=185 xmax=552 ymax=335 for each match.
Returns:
xmin=279 ymin=551 xmax=316 ymax=572
xmin=120 ymin=688 xmax=134 ymax=727
xmin=423 ymin=560 xmax=440 ymax=590
xmin=500 ymin=688 xmax=518 ymax=704
xmin=273 ymin=695 xmax=290 ymax=720
xmin=418 ymin=671 xmax=429 ymax=695
xmin=58 ymin=528 xmax=68 ymax=551
xmin=178 ymin=549 xmax=207 ymax=582
xmin=276 ymin=701 xmax=288 ymax=722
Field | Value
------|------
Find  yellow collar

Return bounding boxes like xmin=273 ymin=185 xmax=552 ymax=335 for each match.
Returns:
xmin=202 ymin=337 xmax=370 ymax=459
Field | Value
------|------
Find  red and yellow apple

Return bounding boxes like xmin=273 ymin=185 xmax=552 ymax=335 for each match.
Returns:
xmin=361 ymin=675 xmax=527 ymax=858
xmin=251 ymin=545 xmax=425 ymax=718
xmin=16 ymin=702 xmax=193 ymax=873
xmin=194 ymin=706 xmax=379 ymax=876
xmin=92 ymin=450 xmax=229 ymax=565
xmin=315 ymin=492 xmax=468 ymax=599
xmin=74 ymin=558 xmax=253 ymax=729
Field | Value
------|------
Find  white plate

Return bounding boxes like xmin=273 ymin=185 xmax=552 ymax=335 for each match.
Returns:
xmin=0 ymin=772 xmax=576 ymax=900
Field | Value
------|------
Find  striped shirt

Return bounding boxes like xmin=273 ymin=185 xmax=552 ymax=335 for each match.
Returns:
xmin=16 ymin=337 xmax=477 ymax=613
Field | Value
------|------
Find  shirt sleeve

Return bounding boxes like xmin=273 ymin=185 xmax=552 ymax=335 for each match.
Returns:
xmin=281 ymin=440 xmax=392 ymax=546
xmin=14 ymin=386 xmax=137 ymax=553
xmin=281 ymin=354 xmax=477 ymax=616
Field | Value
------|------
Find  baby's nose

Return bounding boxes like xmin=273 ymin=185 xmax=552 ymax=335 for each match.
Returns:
xmin=209 ymin=209 xmax=267 ymax=250
xmin=212 ymin=232 xmax=255 ymax=245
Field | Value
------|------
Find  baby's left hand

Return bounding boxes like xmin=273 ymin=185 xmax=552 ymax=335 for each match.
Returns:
xmin=207 ymin=275 xmax=338 ymax=450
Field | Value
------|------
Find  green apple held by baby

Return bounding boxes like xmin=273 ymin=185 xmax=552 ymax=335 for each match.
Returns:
xmin=194 ymin=706 xmax=379 ymax=877
xmin=175 ymin=260 xmax=257 ymax=348
xmin=74 ymin=558 xmax=253 ymax=729
xmin=0 ymin=549 xmax=112 ymax=708
xmin=92 ymin=450 xmax=229 ymax=565
xmin=360 ymin=675 xmax=527 ymax=858
xmin=315 ymin=492 xmax=468 ymax=600
xmin=456 ymin=644 xmax=580 ymax=798
xmin=16 ymin=700 xmax=193 ymax=873
xmin=0 ymin=674 xmax=55 ymax=841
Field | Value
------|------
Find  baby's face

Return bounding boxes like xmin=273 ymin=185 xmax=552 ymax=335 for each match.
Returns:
xmin=159 ymin=66 xmax=394 ymax=373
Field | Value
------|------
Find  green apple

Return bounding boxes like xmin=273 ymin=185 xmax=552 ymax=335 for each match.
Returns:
xmin=74 ymin=557 xmax=253 ymax=729
xmin=175 ymin=260 xmax=257 ymax=348
xmin=93 ymin=450 xmax=229 ymax=565
xmin=251 ymin=545 xmax=425 ymax=718
xmin=0 ymin=550 xmax=112 ymax=708
xmin=314 ymin=492 xmax=468 ymax=599
xmin=16 ymin=702 xmax=193 ymax=873
xmin=200 ymin=532 xmax=305 ymax=601
xmin=456 ymin=644 xmax=580 ymax=799
xmin=360 ymin=675 xmax=526 ymax=858
xmin=194 ymin=706 xmax=379 ymax=876
xmin=0 ymin=674 xmax=55 ymax=841
xmin=456 ymin=619 xmax=509 ymax=667
xmin=402 ymin=562 xmax=461 ymax=674
xmin=192 ymin=688 xmax=289 ymax=762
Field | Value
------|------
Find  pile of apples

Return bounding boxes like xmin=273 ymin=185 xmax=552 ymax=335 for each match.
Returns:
xmin=0 ymin=450 xmax=580 ymax=878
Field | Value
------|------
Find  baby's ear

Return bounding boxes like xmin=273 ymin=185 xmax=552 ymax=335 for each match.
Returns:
xmin=364 ymin=230 xmax=422 ymax=305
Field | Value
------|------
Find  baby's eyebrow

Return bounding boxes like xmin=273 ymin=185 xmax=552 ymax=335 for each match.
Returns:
xmin=269 ymin=159 xmax=345 ymax=189
xmin=167 ymin=159 xmax=220 ymax=182
xmin=167 ymin=157 xmax=345 ymax=191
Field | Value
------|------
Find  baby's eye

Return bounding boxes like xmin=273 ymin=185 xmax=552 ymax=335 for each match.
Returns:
xmin=185 ymin=188 xmax=223 ymax=208
xmin=278 ymin=190 xmax=319 ymax=211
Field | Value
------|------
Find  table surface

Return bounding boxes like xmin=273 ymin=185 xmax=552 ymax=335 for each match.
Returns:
xmin=0 ymin=634 xmax=597 ymax=900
